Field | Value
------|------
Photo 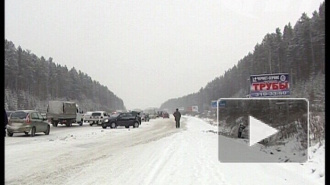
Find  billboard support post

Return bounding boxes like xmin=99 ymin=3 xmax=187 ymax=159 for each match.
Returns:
xmin=216 ymin=98 xmax=221 ymax=132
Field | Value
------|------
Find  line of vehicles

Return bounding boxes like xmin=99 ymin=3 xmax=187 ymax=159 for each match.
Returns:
xmin=5 ymin=101 xmax=170 ymax=137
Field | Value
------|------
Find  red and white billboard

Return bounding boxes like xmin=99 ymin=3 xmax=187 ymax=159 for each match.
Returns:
xmin=250 ymin=73 xmax=290 ymax=97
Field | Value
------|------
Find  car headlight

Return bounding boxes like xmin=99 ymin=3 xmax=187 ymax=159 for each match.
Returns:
xmin=104 ymin=119 xmax=109 ymax=122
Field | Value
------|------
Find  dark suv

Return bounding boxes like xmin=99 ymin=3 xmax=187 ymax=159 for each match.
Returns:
xmin=102 ymin=112 xmax=140 ymax=129
xmin=130 ymin=111 xmax=142 ymax=125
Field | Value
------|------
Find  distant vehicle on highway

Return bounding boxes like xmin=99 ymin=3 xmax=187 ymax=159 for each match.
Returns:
xmin=157 ymin=111 xmax=163 ymax=118
xmin=46 ymin=101 xmax=83 ymax=127
xmin=6 ymin=110 xmax=15 ymax=120
xmin=148 ymin=113 xmax=157 ymax=119
xmin=102 ymin=112 xmax=140 ymax=129
xmin=162 ymin=112 xmax=169 ymax=118
xmin=144 ymin=108 xmax=158 ymax=119
xmin=85 ymin=111 xmax=110 ymax=126
xmin=83 ymin=111 xmax=93 ymax=122
xmin=130 ymin=111 xmax=142 ymax=125
xmin=7 ymin=110 xmax=50 ymax=137
xmin=141 ymin=113 xmax=150 ymax=122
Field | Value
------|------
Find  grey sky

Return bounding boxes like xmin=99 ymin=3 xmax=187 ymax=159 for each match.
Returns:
xmin=5 ymin=0 xmax=323 ymax=110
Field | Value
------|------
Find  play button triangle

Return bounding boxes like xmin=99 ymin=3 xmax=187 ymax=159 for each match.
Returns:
xmin=249 ymin=116 xmax=279 ymax=146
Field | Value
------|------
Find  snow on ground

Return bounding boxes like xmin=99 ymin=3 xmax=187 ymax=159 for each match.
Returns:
xmin=5 ymin=116 xmax=324 ymax=185
xmin=201 ymin=117 xmax=310 ymax=163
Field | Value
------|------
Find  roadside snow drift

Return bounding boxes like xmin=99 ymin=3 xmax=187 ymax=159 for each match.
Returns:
xmin=5 ymin=116 xmax=324 ymax=185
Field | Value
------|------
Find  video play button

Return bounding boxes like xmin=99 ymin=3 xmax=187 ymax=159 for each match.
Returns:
xmin=249 ymin=115 xmax=279 ymax=146
xmin=218 ymin=98 xmax=308 ymax=163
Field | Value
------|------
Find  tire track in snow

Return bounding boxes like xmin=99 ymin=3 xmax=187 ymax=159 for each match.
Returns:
xmin=110 ymin=116 xmax=227 ymax=185
xmin=6 ymin=118 xmax=182 ymax=185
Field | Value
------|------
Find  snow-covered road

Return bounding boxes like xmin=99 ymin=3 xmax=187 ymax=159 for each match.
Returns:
xmin=5 ymin=116 xmax=324 ymax=185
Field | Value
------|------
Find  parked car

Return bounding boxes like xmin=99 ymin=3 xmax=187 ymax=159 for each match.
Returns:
xmin=85 ymin=111 xmax=110 ymax=126
xmin=83 ymin=111 xmax=93 ymax=122
xmin=7 ymin=110 xmax=50 ymax=137
xmin=40 ymin=112 xmax=47 ymax=120
xmin=149 ymin=113 xmax=157 ymax=119
xmin=6 ymin=111 xmax=15 ymax=120
xmin=130 ymin=111 xmax=142 ymax=125
xmin=157 ymin=111 xmax=163 ymax=118
xmin=102 ymin=112 xmax=140 ymax=129
xmin=162 ymin=112 xmax=169 ymax=118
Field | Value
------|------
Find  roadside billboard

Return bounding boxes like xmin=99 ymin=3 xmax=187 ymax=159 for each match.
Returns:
xmin=219 ymin=100 xmax=226 ymax=107
xmin=211 ymin=100 xmax=217 ymax=108
xmin=250 ymin=73 xmax=290 ymax=97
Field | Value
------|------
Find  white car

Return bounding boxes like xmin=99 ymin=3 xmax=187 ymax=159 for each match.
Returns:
xmin=83 ymin=111 xmax=93 ymax=122
xmin=84 ymin=111 xmax=110 ymax=126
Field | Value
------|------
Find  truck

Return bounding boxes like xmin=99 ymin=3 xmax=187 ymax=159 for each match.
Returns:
xmin=46 ymin=101 xmax=83 ymax=127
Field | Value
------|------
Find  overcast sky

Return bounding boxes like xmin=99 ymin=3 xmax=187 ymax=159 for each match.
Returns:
xmin=5 ymin=0 xmax=323 ymax=110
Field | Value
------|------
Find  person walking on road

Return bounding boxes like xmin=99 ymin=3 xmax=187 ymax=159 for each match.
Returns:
xmin=173 ymin=108 xmax=181 ymax=128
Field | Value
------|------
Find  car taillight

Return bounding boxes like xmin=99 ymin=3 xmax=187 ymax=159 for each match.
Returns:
xmin=25 ymin=114 xmax=31 ymax=124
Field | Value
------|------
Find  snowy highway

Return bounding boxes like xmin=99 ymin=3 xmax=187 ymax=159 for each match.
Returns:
xmin=5 ymin=116 xmax=324 ymax=185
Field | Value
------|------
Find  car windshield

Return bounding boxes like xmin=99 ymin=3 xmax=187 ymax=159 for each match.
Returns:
xmin=11 ymin=111 xmax=28 ymax=119
xmin=92 ymin=113 xmax=101 ymax=116
xmin=130 ymin=111 xmax=140 ymax=116
xmin=7 ymin=111 xmax=14 ymax=116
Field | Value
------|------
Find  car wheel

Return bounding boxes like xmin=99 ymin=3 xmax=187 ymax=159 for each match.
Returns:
xmin=125 ymin=126 xmax=129 ymax=128
xmin=89 ymin=123 xmax=93 ymax=126
xmin=52 ymin=122 xmax=58 ymax=127
xmin=102 ymin=123 xmax=107 ymax=129
xmin=110 ymin=122 xmax=117 ymax=129
xmin=7 ymin=132 xmax=13 ymax=137
xmin=133 ymin=122 xmax=139 ymax=128
xmin=66 ymin=121 xmax=72 ymax=127
xmin=79 ymin=122 xmax=83 ymax=126
xmin=30 ymin=127 xmax=36 ymax=137
xmin=44 ymin=125 xmax=50 ymax=135
xmin=24 ymin=132 xmax=29 ymax=136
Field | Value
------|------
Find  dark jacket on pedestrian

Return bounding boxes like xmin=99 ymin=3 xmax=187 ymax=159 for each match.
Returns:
xmin=238 ymin=124 xmax=245 ymax=132
xmin=173 ymin=110 xmax=181 ymax=121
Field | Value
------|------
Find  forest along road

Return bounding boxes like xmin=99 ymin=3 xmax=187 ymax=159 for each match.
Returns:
xmin=5 ymin=116 xmax=183 ymax=185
